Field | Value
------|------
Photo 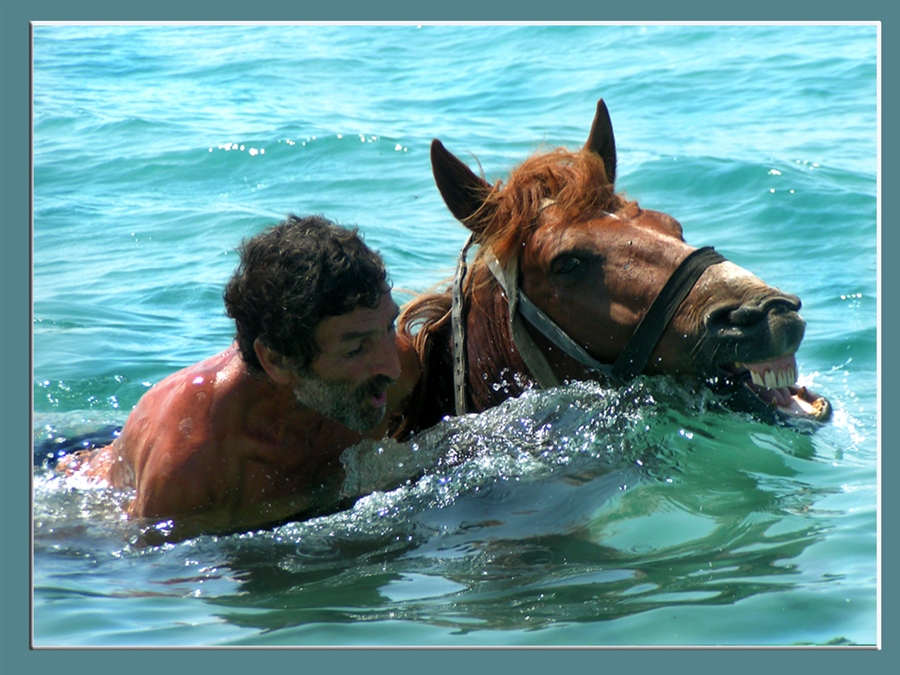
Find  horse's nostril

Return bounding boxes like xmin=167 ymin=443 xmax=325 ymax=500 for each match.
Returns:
xmin=726 ymin=305 xmax=766 ymax=327
xmin=707 ymin=295 xmax=802 ymax=329
xmin=771 ymin=294 xmax=802 ymax=313
xmin=757 ymin=294 xmax=802 ymax=320
xmin=706 ymin=304 xmax=760 ymax=328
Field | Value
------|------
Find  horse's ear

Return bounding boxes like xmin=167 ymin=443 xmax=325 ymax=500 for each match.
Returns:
xmin=431 ymin=139 xmax=494 ymax=231
xmin=583 ymin=98 xmax=617 ymax=185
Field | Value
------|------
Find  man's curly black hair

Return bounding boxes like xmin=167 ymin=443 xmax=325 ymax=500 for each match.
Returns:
xmin=223 ymin=214 xmax=389 ymax=373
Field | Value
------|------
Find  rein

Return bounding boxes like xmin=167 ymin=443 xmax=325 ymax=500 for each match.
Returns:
xmin=450 ymin=232 xmax=726 ymax=415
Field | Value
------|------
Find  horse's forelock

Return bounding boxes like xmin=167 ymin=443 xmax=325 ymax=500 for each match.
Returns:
xmin=475 ymin=148 xmax=625 ymax=266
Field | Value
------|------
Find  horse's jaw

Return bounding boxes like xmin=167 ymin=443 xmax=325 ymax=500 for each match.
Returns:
xmin=717 ymin=356 xmax=832 ymax=424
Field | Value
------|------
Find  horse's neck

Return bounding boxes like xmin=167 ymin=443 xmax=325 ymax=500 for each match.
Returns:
xmin=465 ymin=265 xmax=535 ymax=410
xmin=394 ymin=259 xmax=607 ymax=434
xmin=465 ymin=263 xmax=611 ymax=411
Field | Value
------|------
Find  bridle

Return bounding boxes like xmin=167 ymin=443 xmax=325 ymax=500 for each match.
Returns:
xmin=450 ymin=215 xmax=727 ymax=415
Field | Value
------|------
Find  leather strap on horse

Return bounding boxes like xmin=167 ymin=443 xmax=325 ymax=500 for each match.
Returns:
xmin=451 ymin=235 xmax=476 ymax=415
xmin=610 ymin=246 xmax=726 ymax=381
xmin=452 ymin=234 xmax=567 ymax=415
xmin=485 ymin=253 xmax=565 ymax=391
xmin=451 ymin=236 xmax=726 ymax=416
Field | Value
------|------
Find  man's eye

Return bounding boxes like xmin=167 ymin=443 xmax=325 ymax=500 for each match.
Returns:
xmin=346 ymin=344 xmax=367 ymax=358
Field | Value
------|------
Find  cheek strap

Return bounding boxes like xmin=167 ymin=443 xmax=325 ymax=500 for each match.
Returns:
xmin=610 ymin=246 xmax=727 ymax=380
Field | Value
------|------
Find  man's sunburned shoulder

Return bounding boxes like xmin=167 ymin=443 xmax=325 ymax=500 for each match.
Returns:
xmin=55 ymin=352 xmax=238 ymax=482
xmin=146 ymin=346 xmax=246 ymax=398
xmin=69 ymin=348 xmax=246 ymax=482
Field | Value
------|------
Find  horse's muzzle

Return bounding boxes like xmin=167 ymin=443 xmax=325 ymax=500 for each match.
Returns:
xmin=704 ymin=292 xmax=806 ymax=363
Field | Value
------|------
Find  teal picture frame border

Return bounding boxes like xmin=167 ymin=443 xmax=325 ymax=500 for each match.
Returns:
xmin=2 ymin=1 xmax=893 ymax=671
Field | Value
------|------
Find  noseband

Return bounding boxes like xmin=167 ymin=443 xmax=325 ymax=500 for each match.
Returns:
xmin=451 ymin=231 xmax=727 ymax=415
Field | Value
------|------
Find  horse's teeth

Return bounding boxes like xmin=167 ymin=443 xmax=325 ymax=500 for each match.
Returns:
xmin=749 ymin=364 xmax=797 ymax=389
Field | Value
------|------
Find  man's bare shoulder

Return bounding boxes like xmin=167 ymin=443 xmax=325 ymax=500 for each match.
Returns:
xmin=112 ymin=348 xmax=281 ymax=520
xmin=139 ymin=346 xmax=247 ymax=404
xmin=106 ymin=348 xmax=251 ymax=484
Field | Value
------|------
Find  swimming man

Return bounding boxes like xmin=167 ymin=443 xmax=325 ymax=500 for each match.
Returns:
xmin=59 ymin=215 xmax=420 ymax=542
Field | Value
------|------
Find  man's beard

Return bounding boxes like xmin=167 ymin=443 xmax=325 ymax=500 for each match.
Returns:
xmin=292 ymin=373 xmax=394 ymax=433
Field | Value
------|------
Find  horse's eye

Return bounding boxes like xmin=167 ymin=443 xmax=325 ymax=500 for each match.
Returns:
xmin=551 ymin=254 xmax=587 ymax=276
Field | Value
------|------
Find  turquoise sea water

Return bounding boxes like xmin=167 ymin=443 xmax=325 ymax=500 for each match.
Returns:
xmin=31 ymin=24 xmax=878 ymax=647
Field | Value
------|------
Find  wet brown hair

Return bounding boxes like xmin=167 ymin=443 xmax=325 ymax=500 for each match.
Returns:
xmin=224 ymin=214 xmax=388 ymax=372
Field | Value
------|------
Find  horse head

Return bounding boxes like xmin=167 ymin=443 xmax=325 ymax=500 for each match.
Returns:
xmin=397 ymin=99 xmax=830 ymax=435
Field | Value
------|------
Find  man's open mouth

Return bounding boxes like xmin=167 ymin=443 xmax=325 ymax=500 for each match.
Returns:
xmin=369 ymin=389 xmax=389 ymax=408
xmin=359 ymin=375 xmax=394 ymax=410
xmin=720 ymin=354 xmax=832 ymax=422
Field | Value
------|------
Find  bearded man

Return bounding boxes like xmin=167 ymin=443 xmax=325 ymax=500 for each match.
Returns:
xmin=60 ymin=215 xmax=419 ymax=542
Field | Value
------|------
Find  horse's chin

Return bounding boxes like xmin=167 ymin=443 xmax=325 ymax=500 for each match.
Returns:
xmin=713 ymin=356 xmax=832 ymax=425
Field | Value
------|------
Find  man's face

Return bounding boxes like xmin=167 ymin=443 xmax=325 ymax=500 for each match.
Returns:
xmin=291 ymin=292 xmax=402 ymax=432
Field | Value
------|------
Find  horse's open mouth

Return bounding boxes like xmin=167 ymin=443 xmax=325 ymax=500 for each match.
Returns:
xmin=721 ymin=355 xmax=832 ymax=423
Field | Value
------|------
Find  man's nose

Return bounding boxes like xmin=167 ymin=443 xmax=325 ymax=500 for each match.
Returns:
xmin=372 ymin=332 xmax=402 ymax=381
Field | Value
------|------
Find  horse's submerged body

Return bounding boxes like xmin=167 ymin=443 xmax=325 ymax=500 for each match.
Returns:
xmin=396 ymin=99 xmax=831 ymax=436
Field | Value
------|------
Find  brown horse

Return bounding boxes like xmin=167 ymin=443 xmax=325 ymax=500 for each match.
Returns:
xmin=394 ymin=99 xmax=830 ymax=436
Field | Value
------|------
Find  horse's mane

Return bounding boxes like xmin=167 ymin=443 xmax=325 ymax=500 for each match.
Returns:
xmin=468 ymin=147 xmax=635 ymax=267
xmin=393 ymin=147 xmax=636 ymax=438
